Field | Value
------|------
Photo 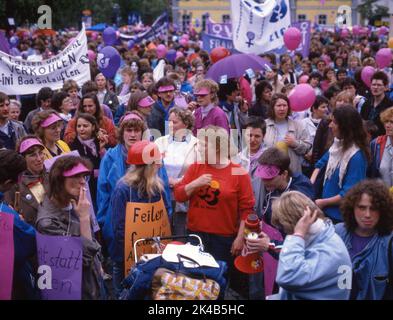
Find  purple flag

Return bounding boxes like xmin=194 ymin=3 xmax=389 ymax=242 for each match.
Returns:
xmin=262 ymin=222 xmax=283 ymax=297
xmin=207 ymin=22 xmax=232 ymax=39
xmin=0 ymin=31 xmax=10 ymax=54
xmin=0 ymin=212 xmax=14 ymax=300
xmin=36 ymin=233 xmax=83 ymax=300
xmin=292 ymin=21 xmax=311 ymax=58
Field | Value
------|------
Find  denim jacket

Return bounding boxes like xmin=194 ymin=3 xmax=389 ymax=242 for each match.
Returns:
xmin=119 ymin=255 xmax=227 ymax=300
xmin=335 ymin=223 xmax=393 ymax=300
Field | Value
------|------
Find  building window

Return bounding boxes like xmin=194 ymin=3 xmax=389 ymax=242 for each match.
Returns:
xmin=318 ymin=14 xmax=327 ymax=25
xmin=182 ymin=14 xmax=191 ymax=32
xmin=298 ymin=14 xmax=306 ymax=22
xmin=222 ymin=15 xmax=230 ymax=23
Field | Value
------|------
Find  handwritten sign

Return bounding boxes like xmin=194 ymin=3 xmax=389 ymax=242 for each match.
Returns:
xmin=36 ymin=233 xmax=83 ymax=300
xmin=0 ymin=212 xmax=14 ymax=300
xmin=124 ymin=198 xmax=171 ymax=276
xmin=44 ymin=150 xmax=100 ymax=233
xmin=0 ymin=25 xmax=90 ymax=95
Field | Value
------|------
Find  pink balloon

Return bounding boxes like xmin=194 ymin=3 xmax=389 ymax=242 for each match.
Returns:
xmin=299 ymin=75 xmax=309 ymax=84
xmin=283 ymin=27 xmax=302 ymax=51
xmin=91 ymin=32 xmax=98 ymax=41
xmin=87 ymin=49 xmax=96 ymax=62
xmin=176 ymin=51 xmax=184 ymax=59
xmin=179 ymin=38 xmax=188 ymax=46
xmin=341 ymin=28 xmax=349 ymax=38
xmin=288 ymin=84 xmax=316 ymax=112
xmin=181 ymin=34 xmax=190 ymax=41
xmin=352 ymin=25 xmax=361 ymax=36
xmin=378 ymin=26 xmax=389 ymax=36
xmin=376 ymin=48 xmax=393 ymax=69
xmin=156 ymin=44 xmax=167 ymax=59
xmin=361 ymin=66 xmax=376 ymax=88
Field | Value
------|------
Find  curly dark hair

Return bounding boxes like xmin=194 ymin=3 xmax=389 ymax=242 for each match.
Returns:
xmin=332 ymin=105 xmax=370 ymax=161
xmin=340 ymin=179 xmax=393 ymax=236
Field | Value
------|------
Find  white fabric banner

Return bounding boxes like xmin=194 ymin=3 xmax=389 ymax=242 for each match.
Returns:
xmin=231 ymin=0 xmax=291 ymax=54
xmin=0 ymin=25 xmax=90 ymax=95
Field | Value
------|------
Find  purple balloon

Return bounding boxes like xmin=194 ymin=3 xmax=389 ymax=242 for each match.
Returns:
xmin=97 ymin=46 xmax=121 ymax=78
xmin=128 ymin=40 xmax=135 ymax=49
xmin=376 ymin=48 xmax=393 ymax=69
xmin=361 ymin=66 xmax=376 ymax=88
xmin=9 ymin=36 xmax=19 ymax=48
xmin=352 ymin=25 xmax=361 ymax=36
xmin=103 ymin=27 xmax=117 ymax=46
xmin=166 ymin=49 xmax=177 ymax=63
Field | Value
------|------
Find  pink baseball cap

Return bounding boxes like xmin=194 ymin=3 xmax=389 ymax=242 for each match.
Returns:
xmin=19 ymin=138 xmax=44 ymax=154
xmin=63 ymin=163 xmax=90 ymax=177
xmin=158 ymin=85 xmax=175 ymax=93
xmin=121 ymin=113 xmax=144 ymax=124
xmin=40 ymin=113 xmax=62 ymax=128
xmin=194 ymin=87 xmax=210 ymax=96
xmin=138 ymin=96 xmax=155 ymax=108
xmin=255 ymin=164 xmax=281 ymax=180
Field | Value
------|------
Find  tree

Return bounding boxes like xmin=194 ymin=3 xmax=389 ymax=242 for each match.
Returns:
xmin=357 ymin=0 xmax=389 ymax=25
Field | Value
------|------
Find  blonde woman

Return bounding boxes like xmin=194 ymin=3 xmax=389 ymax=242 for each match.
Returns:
xmin=255 ymin=191 xmax=351 ymax=300
xmin=110 ymin=140 xmax=171 ymax=297
xmin=155 ymin=107 xmax=199 ymax=235
xmin=31 ymin=109 xmax=71 ymax=159
xmin=188 ymin=79 xmax=229 ymax=135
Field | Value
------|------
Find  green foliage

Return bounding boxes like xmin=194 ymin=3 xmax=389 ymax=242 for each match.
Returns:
xmin=0 ymin=0 xmax=168 ymax=29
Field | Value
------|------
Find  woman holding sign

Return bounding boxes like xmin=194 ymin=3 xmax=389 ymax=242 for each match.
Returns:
xmin=36 ymin=155 xmax=105 ymax=300
xmin=110 ymin=140 xmax=172 ymax=297
xmin=31 ymin=109 xmax=71 ymax=160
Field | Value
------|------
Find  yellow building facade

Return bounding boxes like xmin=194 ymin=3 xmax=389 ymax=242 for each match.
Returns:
xmin=296 ymin=0 xmax=354 ymax=25
xmin=172 ymin=0 xmax=359 ymax=30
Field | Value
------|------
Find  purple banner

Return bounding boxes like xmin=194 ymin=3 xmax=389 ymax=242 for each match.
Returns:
xmin=292 ymin=21 xmax=311 ymax=58
xmin=0 ymin=31 xmax=10 ymax=54
xmin=36 ymin=233 xmax=83 ymax=300
xmin=202 ymin=33 xmax=235 ymax=53
xmin=207 ymin=22 xmax=232 ymax=39
xmin=0 ymin=212 xmax=14 ymax=300
xmin=44 ymin=150 xmax=100 ymax=233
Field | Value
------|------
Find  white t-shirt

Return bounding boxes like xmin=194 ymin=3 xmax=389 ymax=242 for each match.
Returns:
xmin=275 ymin=121 xmax=288 ymax=142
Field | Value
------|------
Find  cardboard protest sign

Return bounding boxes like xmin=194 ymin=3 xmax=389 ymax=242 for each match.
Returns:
xmin=44 ymin=150 xmax=100 ymax=233
xmin=36 ymin=233 xmax=83 ymax=300
xmin=0 ymin=25 xmax=90 ymax=95
xmin=124 ymin=198 xmax=171 ymax=276
xmin=0 ymin=212 xmax=14 ymax=300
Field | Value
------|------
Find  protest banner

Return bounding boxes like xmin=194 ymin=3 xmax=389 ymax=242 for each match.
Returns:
xmin=231 ymin=0 xmax=291 ymax=54
xmin=36 ymin=233 xmax=83 ymax=300
xmin=0 ymin=212 xmax=14 ymax=300
xmin=44 ymin=150 xmax=100 ymax=233
xmin=207 ymin=21 xmax=232 ymax=39
xmin=292 ymin=21 xmax=311 ymax=58
xmin=0 ymin=25 xmax=90 ymax=95
xmin=202 ymin=33 xmax=235 ymax=53
xmin=120 ymin=12 xmax=168 ymax=43
xmin=124 ymin=199 xmax=171 ymax=276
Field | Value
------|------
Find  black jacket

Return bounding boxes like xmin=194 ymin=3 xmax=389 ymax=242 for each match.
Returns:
xmin=361 ymin=95 xmax=393 ymax=139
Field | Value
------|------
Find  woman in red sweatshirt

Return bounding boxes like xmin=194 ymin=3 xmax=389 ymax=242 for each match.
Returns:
xmin=174 ymin=125 xmax=255 ymax=270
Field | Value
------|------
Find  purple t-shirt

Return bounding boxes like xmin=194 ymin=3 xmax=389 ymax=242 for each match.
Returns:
xmin=193 ymin=106 xmax=230 ymax=136
xmin=349 ymin=233 xmax=373 ymax=259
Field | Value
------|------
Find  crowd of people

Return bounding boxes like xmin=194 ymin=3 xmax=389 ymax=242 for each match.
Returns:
xmin=1 ymin=23 xmax=393 ymax=301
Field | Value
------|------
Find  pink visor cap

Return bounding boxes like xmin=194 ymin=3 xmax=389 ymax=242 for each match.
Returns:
xmin=63 ymin=163 xmax=90 ymax=177
xmin=40 ymin=113 xmax=62 ymax=128
xmin=255 ymin=164 xmax=281 ymax=180
xmin=157 ymin=85 xmax=175 ymax=93
xmin=121 ymin=113 xmax=144 ymax=124
xmin=138 ymin=96 xmax=155 ymax=108
xmin=194 ymin=87 xmax=210 ymax=96
xmin=19 ymin=138 xmax=44 ymax=154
